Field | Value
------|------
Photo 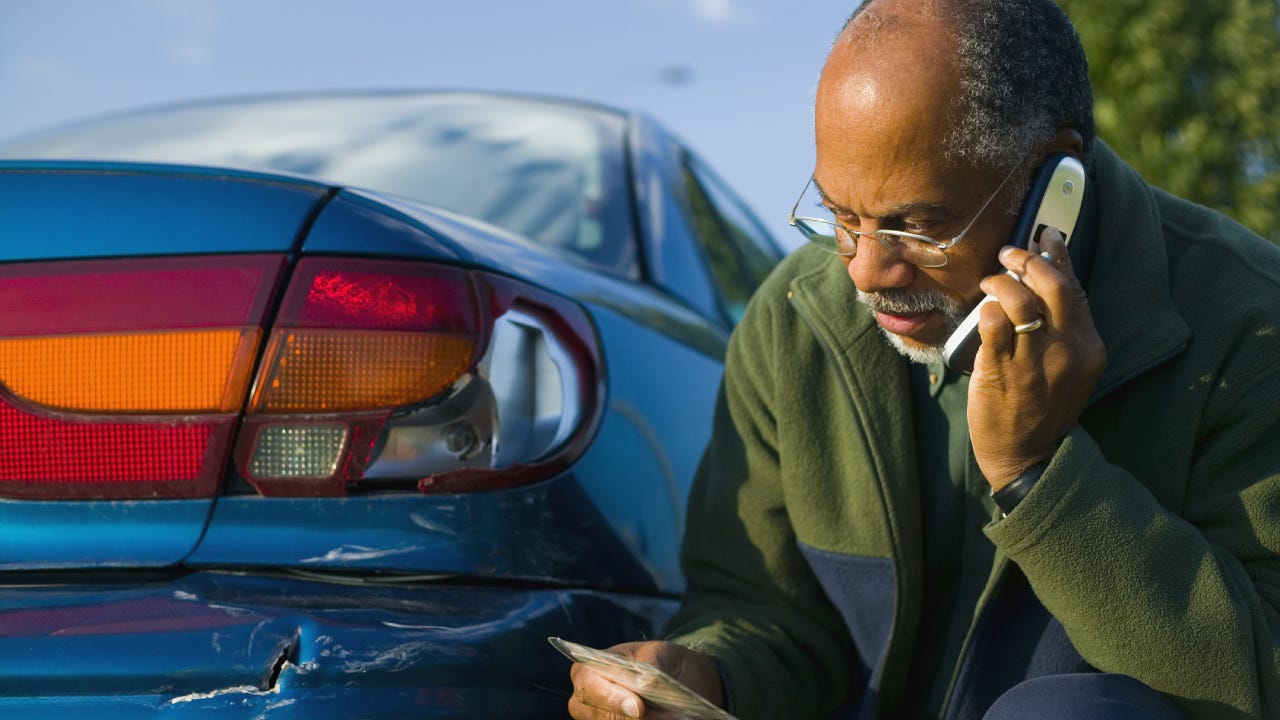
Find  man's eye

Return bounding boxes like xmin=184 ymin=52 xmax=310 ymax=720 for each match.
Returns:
xmin=889 ymin=217 xmax=935 ymax=235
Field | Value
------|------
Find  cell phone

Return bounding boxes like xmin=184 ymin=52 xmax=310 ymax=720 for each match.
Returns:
xmin=942 ymin=153 xmax=1086 ymax=372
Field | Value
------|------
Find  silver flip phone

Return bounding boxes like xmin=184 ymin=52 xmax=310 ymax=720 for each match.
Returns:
xmin=942 ymin=154 xmax=1086 ymax=373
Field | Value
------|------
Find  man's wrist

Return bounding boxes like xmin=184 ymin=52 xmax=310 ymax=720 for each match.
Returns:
xmin=991 ymin=459 xmax=1050 ymax=516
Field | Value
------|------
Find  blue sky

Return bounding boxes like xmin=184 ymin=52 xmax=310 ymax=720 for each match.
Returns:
xmin=0 ymin=0 xmax=859 ymax=247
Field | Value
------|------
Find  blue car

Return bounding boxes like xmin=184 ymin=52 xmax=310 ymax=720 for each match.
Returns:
xmin=0 ymin=91 xmax=783 ymax=716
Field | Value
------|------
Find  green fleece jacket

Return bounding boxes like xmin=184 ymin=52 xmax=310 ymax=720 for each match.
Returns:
xmin=665 ymin=142 xmax=1280 ymax=719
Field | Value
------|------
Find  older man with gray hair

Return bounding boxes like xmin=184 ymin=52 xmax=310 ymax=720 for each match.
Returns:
xmin=569 ymin=1 xmax=1280 ymax=718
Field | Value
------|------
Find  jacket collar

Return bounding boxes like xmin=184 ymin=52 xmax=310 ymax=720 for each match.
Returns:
xmin=1080 ymin=141 xmax=1190 ymax=399
xmin=788 ymin=256 xmax=924 ymax=702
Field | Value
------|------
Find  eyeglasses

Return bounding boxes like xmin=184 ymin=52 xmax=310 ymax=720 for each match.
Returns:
xmin=787 ymin=164 xmax=1019 ymax=268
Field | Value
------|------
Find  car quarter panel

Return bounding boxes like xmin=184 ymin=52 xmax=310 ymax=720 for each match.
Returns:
xmin=184 ymin=191 xmax=728 ymax=593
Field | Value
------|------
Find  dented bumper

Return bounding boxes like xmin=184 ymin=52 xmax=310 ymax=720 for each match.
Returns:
xmin=0 ymin=571 xmax=676 ymax=717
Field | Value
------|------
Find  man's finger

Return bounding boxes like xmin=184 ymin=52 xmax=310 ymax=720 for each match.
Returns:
xmin=1034 ymin=226 xmax=1070 ymax=269
xmin=568 ymin=664 xmax=645 ymax=719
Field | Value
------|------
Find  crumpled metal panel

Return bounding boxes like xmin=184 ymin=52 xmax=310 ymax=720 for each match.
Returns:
xmin=0 ymin=571 xmax=675 ymax=718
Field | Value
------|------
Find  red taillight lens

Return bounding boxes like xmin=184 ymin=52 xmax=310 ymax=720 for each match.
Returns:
xmin=0 ymin=255 xmax=284 ymax=500
xmin=0 ymin=406 xmax=231 ymax=495
xmin=236 ymin=258 xmax=601 ymax=497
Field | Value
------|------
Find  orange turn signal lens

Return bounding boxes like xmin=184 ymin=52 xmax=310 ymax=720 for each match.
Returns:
xmin=249 ymin=329 xmax=477 ymax=413
xmin=0 ymin=329 xmax=259 ymax=413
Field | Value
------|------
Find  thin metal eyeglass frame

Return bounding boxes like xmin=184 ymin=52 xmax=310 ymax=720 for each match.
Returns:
xmin=787 ymin=164 xmax=1020 ymax=268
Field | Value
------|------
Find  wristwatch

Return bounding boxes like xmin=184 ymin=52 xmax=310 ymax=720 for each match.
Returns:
xmin=991 ymin=460 xmax=1050 ymax=516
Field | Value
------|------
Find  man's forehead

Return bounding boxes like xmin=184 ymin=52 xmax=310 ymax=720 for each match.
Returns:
xmin=813 ymin=172 xmax=962 ymax=222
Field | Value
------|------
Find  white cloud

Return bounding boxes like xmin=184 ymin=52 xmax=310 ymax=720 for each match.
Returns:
xmin=692 ymin=0 xmax=736 ymax=24
xmin=638 ymin=0 xmax=744 ymax=26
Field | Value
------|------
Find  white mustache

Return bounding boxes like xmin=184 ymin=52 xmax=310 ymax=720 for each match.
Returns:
xmin=857 ymin=288 xmax=960 ymax=317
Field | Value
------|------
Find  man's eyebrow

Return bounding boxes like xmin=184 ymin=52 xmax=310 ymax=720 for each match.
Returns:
xmin=812 ymin=177 xmax=954 ymax=219
xmin=811 ymin=178 xmax=850 ymax=213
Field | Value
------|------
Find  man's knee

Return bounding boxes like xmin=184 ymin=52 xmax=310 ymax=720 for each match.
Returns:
xmin=985 ymin=673 xmax=1185 ymax=720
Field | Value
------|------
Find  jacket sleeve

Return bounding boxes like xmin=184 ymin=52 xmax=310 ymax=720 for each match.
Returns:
xmin=986 ymin=358 xmax=1280 ymax=719
xmin=663 ymin=280 xmax=858 ymax=720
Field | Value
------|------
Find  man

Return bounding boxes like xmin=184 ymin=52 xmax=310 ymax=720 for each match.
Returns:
xmin=569 ymin=0 xmax=1280 ymax=718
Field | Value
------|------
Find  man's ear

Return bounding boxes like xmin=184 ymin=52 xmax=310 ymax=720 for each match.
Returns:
xmin=1047 ymin=128 xmax=1084 ymax=158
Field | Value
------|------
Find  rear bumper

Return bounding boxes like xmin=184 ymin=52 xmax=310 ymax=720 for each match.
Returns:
xmin=0 ymin=571 xmax=676 ymax=718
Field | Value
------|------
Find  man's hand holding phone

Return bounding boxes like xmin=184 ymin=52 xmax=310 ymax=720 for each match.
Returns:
xmin=967 ymin=226 xmax=1106 ymax=490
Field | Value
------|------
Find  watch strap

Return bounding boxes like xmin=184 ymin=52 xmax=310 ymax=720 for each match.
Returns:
xmin=991 ymin=460 xmax=1050 ymax=516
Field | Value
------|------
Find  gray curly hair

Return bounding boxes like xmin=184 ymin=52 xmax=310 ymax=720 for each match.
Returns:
xmin=841 ymin=0 xmax=1095 ymax=171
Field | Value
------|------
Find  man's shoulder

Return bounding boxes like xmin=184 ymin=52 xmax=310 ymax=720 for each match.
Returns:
xmin=1094 ymin=140 xmax=1280 ymax=292
xmin=1093 ymin=142 xmax=1280 ymax=329
xmin=1141 ymin=180 xmax=1280 ymax=339
xmin=1154 ymin=187 xmax=1280 ymax=288
xmin=1096 ymin=143 xmax=1280 ymax=400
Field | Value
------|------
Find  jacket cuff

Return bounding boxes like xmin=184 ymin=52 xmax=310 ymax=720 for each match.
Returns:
xmin=983 ymin=425 xmax=1101 ymax=547
xmin=669 ymin=631 xmax=740 ymax=715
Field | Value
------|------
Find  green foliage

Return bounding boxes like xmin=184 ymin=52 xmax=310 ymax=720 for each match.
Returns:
xmin=1058 ymin=0 xmax=1280 ymax=243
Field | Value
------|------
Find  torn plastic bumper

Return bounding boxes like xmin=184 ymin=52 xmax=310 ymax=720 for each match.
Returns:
xmin=0 ymin=571 xmax=676 ymax=718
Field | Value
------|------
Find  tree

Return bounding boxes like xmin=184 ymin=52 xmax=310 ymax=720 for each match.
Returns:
xmin=1058 ymin=0 xmax=1280 ymax=244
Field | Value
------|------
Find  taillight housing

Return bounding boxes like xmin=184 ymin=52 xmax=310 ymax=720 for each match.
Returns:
xmin=0 ymin=255 xmax=283 ymax=500
xmin=234 ymin=257 xmax=602 ymax=497
xmin=0 ymin=255 xmax=601 ymax=500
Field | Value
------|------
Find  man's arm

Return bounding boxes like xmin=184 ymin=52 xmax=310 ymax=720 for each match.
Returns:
xmin=973 ymin=230 xmax=1280 ymax=717
xmin=987 ymin=400 xmax=1280 ymax=719
xmin=662 ymin=274 xmax=859 ymax=719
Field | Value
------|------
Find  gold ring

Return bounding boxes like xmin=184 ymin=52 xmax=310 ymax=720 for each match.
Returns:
xmin=1013 ymin=317 xmax=1044 ymax=334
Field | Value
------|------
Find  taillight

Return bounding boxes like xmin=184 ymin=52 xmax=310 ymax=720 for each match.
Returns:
xmin=249 ymin=264 xmax=481 ymax=413
xmin=0 ymin=255 xmax=601 ymax=500
xmin=0 ymin=256 xmax=284 ymax=499
xmin=234 ymin=258 xmax=602 ymax=497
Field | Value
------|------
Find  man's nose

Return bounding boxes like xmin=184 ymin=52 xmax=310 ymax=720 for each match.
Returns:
xmin=845 ymin=233 xmax=916 ymax=293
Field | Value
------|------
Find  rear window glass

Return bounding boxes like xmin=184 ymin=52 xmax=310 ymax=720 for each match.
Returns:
xmin=1 ymin=93 xmax=637 ymax=276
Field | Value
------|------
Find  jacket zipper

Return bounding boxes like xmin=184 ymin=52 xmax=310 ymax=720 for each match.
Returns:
xmin=788 ymin=289 xmax=914 ymax=719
